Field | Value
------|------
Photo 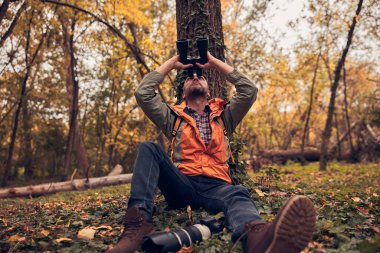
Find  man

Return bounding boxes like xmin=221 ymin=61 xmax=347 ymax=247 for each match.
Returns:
xmin=106 ymin=53 xmax=316 ymax=253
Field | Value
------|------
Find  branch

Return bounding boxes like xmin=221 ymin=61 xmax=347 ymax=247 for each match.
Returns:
xmin=0 ymin=1 xmax=26 ymax=47
xmin=40 ymin=0 xmax=150 ymax=72
xmin=41 ymin=0 xmax=172 ymax=105
xmin=0 ymin=0 xmax=11 ymax=25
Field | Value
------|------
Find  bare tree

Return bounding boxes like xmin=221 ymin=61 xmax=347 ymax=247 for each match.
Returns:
xmin=342 ymin=64 xmax=354 ymax=157
xmin=319 ymin=0 xmax=364 ymax=171
xmin=301 ymin=52 xmax=320 ymax=165
xmin=59 ymin=12 xmax=90 ymax=179
xmin=2 ymin=11 xmax=46 ymax=186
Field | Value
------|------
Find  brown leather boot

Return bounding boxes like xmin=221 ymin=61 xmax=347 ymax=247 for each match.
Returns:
xmin=244 ymin=195 xmax=316 ymax=253
xmin=106 ymin=206 xmax=154 ymax=253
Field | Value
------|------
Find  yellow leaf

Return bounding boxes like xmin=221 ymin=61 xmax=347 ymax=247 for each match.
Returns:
xmin=352 ymin=197 xmax=362 ymax=202
xmin=7 ymin=234 xmax=21 ymax=242
xmin=255 ymin=189 xmax=265 ymax=197
xmin=41 ymin=230 xmax=50 ymax=237
xmin=77 ymin=227 xmax=96 ymax=240
xmin=55 ymin=237 xmax=72 ymax=243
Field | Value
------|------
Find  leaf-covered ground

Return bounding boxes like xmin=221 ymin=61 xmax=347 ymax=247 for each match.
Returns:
xmin=0 ymin=162 xmax=379 ymax=253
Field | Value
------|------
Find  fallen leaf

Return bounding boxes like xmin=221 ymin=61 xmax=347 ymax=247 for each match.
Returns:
xmin=7 ymin=234 xmax=21 ymax=242
xmin=371 ymin=226 xmax=380 ymax=234
xmin=352 ymin=197 xmax=362 ymax=202
xmin=356 ymin=207 xmax=369 ymax=215
xmin=269 ymin=191 xmax=288 ymax=197
xmin=373 ymin=193 xmax=379 ymax=197
xmin=41 ymin=229 xmax=50 ymax=237
xmin=78 ymin=227 xmax=96 ymax=240
xmin=255 ymin=189 xmax=265 ymax=197
xmin=55 ymin=237 xmax=72 ymax=243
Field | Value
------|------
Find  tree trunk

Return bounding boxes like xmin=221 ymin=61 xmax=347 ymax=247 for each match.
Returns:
xmin=0 ymin=173 xmax=132 ymax=198
xmin=301 ymin=52 xmax=320 ymax=165
xmin=60 ymin=14 xmax=90 ymax=179
xmin=334 ymin=113 xmax=342 ymax=159
xmin=175 ymin=0 xmax=226 ymax=100
xmin=319 ymin=0 xmax=364 ymax=171
xmin=343 ymin=65 xmax=354 ymax=157
xmin=2 ymin=12 xmax=45 ymax=186
xmin=21 ymin=91 xmax=33 ymax=177
xmin=330 ymin=120 xmax=359 ymax=153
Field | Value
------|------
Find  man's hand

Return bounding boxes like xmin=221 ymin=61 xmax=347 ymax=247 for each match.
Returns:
xmin=196 ymin=52 xmax=234 ymax=75
xmin=156 ymin=55 xmax=192 ymax=76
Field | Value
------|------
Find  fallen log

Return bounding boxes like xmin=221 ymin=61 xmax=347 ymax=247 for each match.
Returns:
xmin=0 ymin=173 xmax=132 ymax=198
xmin=259 ymin=148 xmax=321 ymax=164
xmin=256 ymin=147 xmax=357 ymax=165
xmin=107 ymin=164 xmax=123 ymax=176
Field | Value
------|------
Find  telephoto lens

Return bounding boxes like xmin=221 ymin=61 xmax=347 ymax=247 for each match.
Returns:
xmin=141 ymin=217 xmax=223 ymax=253
xmin=141 ymin=224 xmax=211 ymax=253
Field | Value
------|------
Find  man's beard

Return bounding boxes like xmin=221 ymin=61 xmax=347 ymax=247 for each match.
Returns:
xmin=186 ymin=85 xmax=208 ymax=99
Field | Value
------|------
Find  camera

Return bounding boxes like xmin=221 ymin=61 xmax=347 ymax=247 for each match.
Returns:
xmin=176 ymin=37 xmax=209 ymax=77
xmin=141 ymin=217 xmax=223 ymax=253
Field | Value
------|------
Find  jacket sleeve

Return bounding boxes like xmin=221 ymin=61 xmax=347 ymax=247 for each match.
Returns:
xmin=134 ymin=71 xmax=176 ymax=139
xmin=222 ymin=69 xmax=258 ymax=136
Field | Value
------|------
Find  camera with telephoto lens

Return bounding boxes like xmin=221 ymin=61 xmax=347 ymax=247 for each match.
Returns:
xmin=141 ymin=217 xmax=224 ymax=253
xmin=176 ymin=37 xmax=209 ymax=78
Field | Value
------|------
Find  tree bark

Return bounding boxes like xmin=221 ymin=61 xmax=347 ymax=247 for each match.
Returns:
xmin=343 ymin=65 xmax=354 ymax=157
xmin=175 ymin=0 xmax=226 ymax=100
xmin=0 ymin=173 xmax=132 ymax=198
xmin=319 ymin=0 xmax=364 ymax=171
xmin=21 ymin=88 xmax=33 ymax=177
xmin=334 ymin=113 xmax=342 ymax=159
xmin=59 ymin=14 xmax=90 ymax=178
xmin=301 ymin=52 xmax=320 ymax=165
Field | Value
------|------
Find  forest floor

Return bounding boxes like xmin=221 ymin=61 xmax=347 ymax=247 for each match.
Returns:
xmin=0 ymin=162 xmax=379 ymax=253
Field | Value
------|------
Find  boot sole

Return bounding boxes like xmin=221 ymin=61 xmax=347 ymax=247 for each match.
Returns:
xmin=265 ymin=196 xmax=316 ymax=253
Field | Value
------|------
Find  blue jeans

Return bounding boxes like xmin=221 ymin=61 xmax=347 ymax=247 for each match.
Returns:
xmin=128 ymin=141 xmax=263 ymax=240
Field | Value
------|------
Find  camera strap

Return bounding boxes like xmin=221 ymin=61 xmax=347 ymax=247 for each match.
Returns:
xmin=216 ymin=117 xmax=235 ymax=164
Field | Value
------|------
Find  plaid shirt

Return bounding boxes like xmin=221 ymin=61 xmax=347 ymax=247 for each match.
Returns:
xmin=185 ymin=105 xmax=212 ymax=147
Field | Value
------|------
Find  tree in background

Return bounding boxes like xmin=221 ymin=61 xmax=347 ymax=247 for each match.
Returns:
xmin=319 ymin=0 xmax=364 ymax=171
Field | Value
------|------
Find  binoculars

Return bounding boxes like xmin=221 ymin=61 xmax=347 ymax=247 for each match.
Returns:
xmin=176 ymin=37 xmax=209 ymax=78
xmin=141 ymin=217 xmax=224 ymax=253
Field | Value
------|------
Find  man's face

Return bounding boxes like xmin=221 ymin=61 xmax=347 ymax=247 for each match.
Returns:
xmin=183 ymin=75 xmax=210 ymax=100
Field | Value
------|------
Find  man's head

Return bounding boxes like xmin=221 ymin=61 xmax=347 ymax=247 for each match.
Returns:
xmin=182 ymin=74 xmax=210 ymax=101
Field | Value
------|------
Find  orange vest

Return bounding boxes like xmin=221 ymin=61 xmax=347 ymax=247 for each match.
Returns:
xmin=170 ymin=98 xmax=233 ymax=184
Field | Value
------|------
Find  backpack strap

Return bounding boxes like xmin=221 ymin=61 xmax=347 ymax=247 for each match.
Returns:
xmin=170 ymin=116 xmax=182 ymax=159
xmin=216 ymin=116 xmax=235 ymax=164
xmin=172 ymin=116 xmax=182 ymax=137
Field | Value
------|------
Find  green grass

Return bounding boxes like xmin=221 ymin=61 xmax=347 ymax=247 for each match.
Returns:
xmin=0 ymin=162 xmax=379 ymax=252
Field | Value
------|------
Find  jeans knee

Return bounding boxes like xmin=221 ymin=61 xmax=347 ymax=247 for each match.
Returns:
xmin=227 ymin=185 xmax=251 ymax=199
xmin=139 ymin=141 xmax=160 ymax=152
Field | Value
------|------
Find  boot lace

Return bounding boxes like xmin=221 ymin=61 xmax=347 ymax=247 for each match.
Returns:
xmin=229 ymin=222 xmax=267 ymax=253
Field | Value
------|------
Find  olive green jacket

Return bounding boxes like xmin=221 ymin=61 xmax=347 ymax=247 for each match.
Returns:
xmin=134 ymin=69 xmax=258 ymax=139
